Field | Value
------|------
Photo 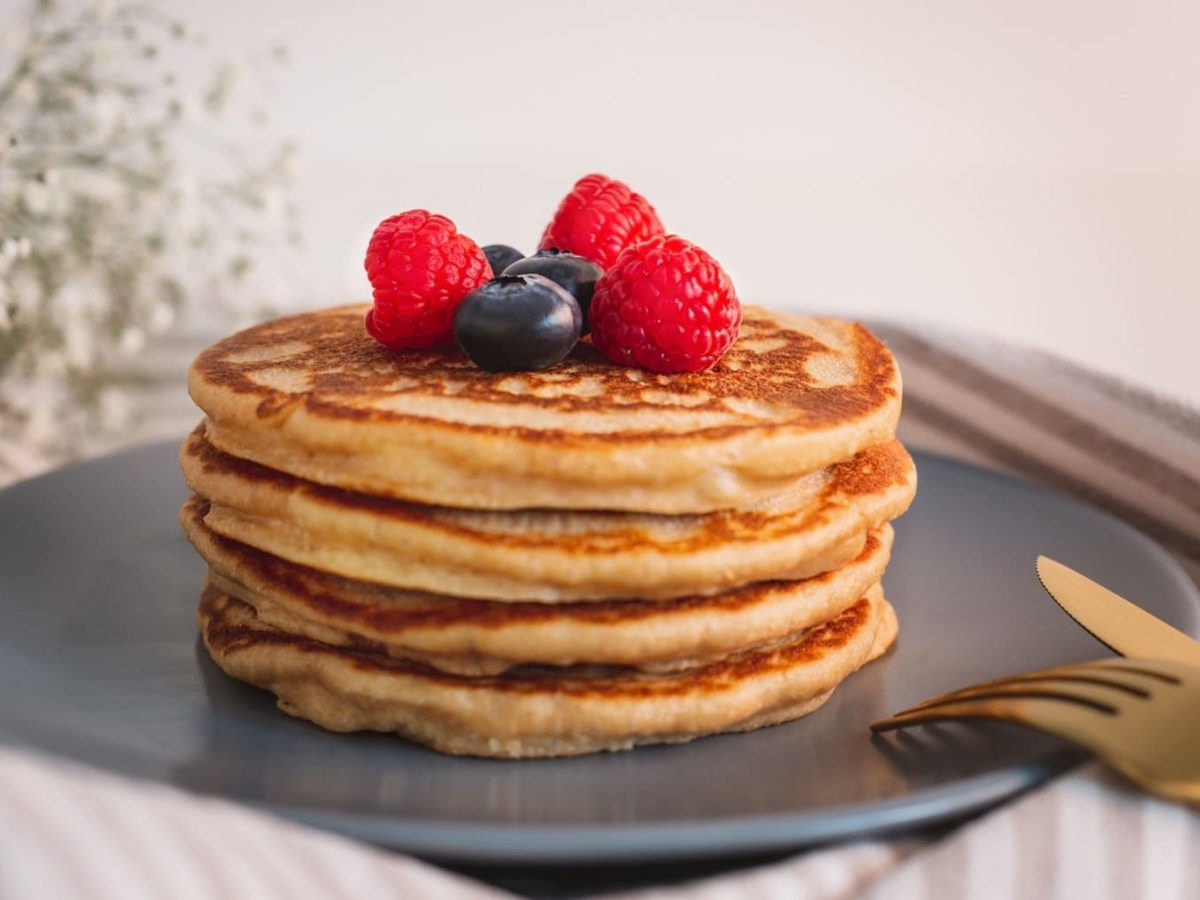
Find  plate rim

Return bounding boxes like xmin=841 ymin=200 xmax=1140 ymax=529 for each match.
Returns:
xmin=258 ymin=749 xmax=1080 ymax=863
xmin=0 ymin=439 xmax=1196 ymax=864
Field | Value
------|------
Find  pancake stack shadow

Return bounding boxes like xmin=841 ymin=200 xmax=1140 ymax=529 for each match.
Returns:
xmin=179 ymin=304 xmax=916 ymax=758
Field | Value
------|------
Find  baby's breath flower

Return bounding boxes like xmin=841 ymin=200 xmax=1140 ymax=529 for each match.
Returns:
xmin=148 ymin=301 xmax=175 ymax=333
xmin=0 ymin=1 xmax=298 ymax=461
xmin=118 ymin=326 xmax=145 ymax=355
xmin=62 ymin=319 xmax=95 ymax=369
xmin=97 ymin=388 xmax=132 ymax=431
xmin=9 ymin=268 xmax=41 ymax=317
xmin=23 ymin=403 xmax=59 ymax=449
xmin=20 ymin=180 xmax=51 ymax=214
xmin=11 ymin=77 xmax=35 ymax=105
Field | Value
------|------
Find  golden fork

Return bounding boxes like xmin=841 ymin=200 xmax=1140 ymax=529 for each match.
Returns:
xmin=871 ymin=656 xmax=1200 ymax=803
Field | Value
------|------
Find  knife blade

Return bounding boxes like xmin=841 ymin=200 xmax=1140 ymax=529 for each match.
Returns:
xmin=1036 ymin=556 xmax=1200 ymax=665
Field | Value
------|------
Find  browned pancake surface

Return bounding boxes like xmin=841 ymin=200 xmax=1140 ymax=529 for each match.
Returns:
xmin=183 ymin=424 xmax=913 ymax=557
xmin=198 ymin=584 xmax=897 ymax=756
xmin=200 ymin=587 xmax=878 ymax=697
xmin=184 ymin=494 xmax=889 ymax=629
xmin=192 ymin=305 xmax=897 ymax=440
xmin=184 ymin=491 xmax=894 ymax=672
xmin=187 ymin=305 xmax=903 ymax=512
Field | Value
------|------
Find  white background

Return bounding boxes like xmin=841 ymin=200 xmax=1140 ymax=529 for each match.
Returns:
xmin=165 ymin=0 xmax=1198 ymax=403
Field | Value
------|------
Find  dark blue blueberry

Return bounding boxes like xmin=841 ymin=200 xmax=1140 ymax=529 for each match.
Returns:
xmin=482 ymin=244 xmax=525 ymax=277
xmin=501 ymin=249 xmax=604 ymax=334
xmin=453 ymin=274 xmax=582 ymax=372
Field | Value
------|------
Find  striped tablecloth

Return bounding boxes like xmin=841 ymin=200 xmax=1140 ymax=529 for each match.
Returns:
xmin=1 ymin=322 xmax=1198 ymax=900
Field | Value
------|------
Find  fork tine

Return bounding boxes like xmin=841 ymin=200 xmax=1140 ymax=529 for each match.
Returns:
xmin=870 ymin=691 xmax=1112 ymax=735
xmin=903 ymin=666 xmax=1153 ymax=713
xmin=901 ymin=661 xmax=1104 ymax=707
xmin=871 ymin=695 xmax=1196 ymax=803
xmin=904 ymin=679 xmax=1127 ymax=715
xmin=872 ymin=656 xmax=1200 ymax=803
xmin=872 ymin=699 xmax=1024 ymax=733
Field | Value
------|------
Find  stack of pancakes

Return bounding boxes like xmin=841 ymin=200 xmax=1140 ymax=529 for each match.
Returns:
xmin=181 ymin=304 xmax=916 ymax=758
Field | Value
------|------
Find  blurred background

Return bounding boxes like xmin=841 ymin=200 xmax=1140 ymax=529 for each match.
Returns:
xmin=1 ymin=0 xmax=1196 ymax=476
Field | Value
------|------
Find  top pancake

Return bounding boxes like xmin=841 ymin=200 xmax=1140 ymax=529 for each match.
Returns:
xmin=189 ymin=304 xmax=901 ymax=513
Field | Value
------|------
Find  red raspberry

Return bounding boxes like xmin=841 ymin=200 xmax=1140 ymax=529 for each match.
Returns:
xmin=590 ymin=235 xmax=741 ymax=373
xmin=364 ymin=210 xmax=491 ymax=349
xmin=539 ymin=173 xmax=665 ymax=270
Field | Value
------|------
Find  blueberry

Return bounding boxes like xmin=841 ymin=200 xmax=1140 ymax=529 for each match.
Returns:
xmin=482 ymin=244 xmax=524 ymax=277
xmin=501 ymin=249 xmax=604 ymax=334
xmin=453 ymin=274 xmax=582 ymax=372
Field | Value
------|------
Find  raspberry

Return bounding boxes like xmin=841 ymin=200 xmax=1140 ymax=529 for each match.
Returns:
xmin=364 ymin=210 xmax=492 ymax=349
xmin=590 ymin=235 xmax=741 ymax=374
xmin=539 ymin=174 xmax=665 ymax=270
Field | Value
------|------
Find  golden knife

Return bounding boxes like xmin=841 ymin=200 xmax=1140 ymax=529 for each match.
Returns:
xmin=1036 ymin=556 xmax=1200 ymax=665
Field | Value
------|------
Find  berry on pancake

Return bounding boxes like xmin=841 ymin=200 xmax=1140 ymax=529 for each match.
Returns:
xmin=364 ymin=210 xmax=491 ymax=349
xmin=482 ymin=243 xmax=524 ymax=276
xmin=590 ymin=234 xmax=741 ymax=373
xmin=539 ymin=173 xmax=664 ymax=270
xmin=501 ymin=248 xmax=604 ymax=333
xmin=453 ymin=274 xmax=582 ymax=372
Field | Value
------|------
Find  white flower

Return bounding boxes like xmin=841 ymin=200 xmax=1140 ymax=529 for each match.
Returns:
xmin=9 ymin=269 xmax=42 ymax=318
xmin=54 ymin=275 xmax=108 ymax=316
xmin=22 ymin=403 xmax=59 ymax=449
xmin=24 ymin=173 xmax=70 ymax=218
xmin=62 ymin=319 xmax=95 ymax=370
xmin=1 ymin=237 xmax=24 ymax=261
xmin=261 ymin=186 xmax=288 ymax=218
xmin=21 ymin=181 xmax=50 ymax=215
xmin=11 ymin=77 xmax=35 ymax=105
xmin=70 ymin=169 xmax=120 ymax=204
xmin=89 ymin=90 xmax=123 ymax=136
xmin=0 ymin=2 xmax=300 ymax=458
xmin=148 ymin=302 xmax=175 ymax=333
xmin=97 ymin=389 xmax=132 ymax=431
xmin=118 ymin=327 xmax=145 ymax=355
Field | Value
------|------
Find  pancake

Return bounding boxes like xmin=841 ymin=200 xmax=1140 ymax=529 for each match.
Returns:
xmin=182 ymin=424 xmax=916 ymax=601
xmin=198 ymin=583 xmax=897 ymax=758
xmin=189 ymin=304 xmax=901 ymax=514
xmin=182 ymin=494 xmax=895 ymax=675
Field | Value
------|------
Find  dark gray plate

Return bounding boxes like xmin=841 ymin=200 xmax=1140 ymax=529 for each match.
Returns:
xmin=0 ymin=441 xmax=1196 ymax=863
